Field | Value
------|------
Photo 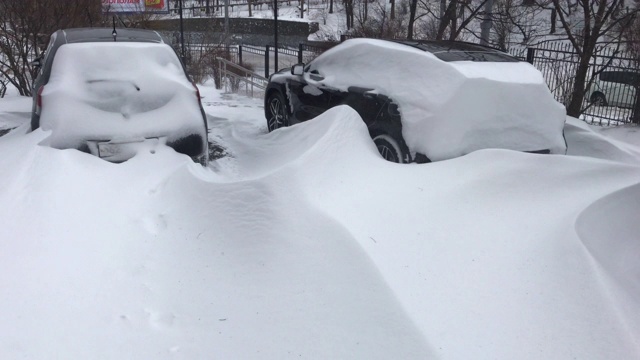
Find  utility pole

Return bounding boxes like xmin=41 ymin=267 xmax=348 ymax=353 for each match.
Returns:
xmin=274 ymin=0 xmax=278 ymax=74
xmin=179 ymin=0 xmax=186 ymax=63
xmin=480 ymin=0 xmax=494 ymax=46
xmin=224 ymin=0 xmax=230 ymax=46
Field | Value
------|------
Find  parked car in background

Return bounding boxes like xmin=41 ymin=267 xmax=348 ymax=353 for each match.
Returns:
xmin=589 ymin=70 xmax=640 ymax=109
xmin=264 ymin=39 xmax=567 ymax=163
xmin=31 ymin=28 xmax=209 ymax=164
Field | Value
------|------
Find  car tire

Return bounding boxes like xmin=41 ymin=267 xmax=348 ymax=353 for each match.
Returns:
xmin=590 ymin=92 xmax=608 ymax=106
xmin=266 ymin=91 xmax=289 ymax=132
xmin=373 ymin=134 xmax=405 ymax=163
xmin=194 ymin=153 xmax=209 ymax=167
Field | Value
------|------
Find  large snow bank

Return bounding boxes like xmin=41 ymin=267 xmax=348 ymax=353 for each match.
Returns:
xmin=0 ymin=90 xmax=639 ymax=359
xmin=576 ymin=183 xmax=640 ymax=326
xmin=564 ymin=116 xmax=640 ymax=165
xmin=308 ymin=39 xmax=567 ymax=160
xmin=40 ymin=43 xmax=204 ymax=150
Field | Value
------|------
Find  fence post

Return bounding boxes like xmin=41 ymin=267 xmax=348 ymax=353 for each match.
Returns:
xmin=633 ymin=89 xmax=640 ymax=124
xmin=298 ymin=43 xmax=304 ymax=64
xmin=265 ymin=45 xmax=270 ymax=78
xmin=239 ymin=45 xmax=243 ymax=65
xmin=526 ymin=48 xmax=535 ymax=64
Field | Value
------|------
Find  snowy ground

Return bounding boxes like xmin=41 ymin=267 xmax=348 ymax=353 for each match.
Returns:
xmin=0 ymin=85 xmax=639 ymax=359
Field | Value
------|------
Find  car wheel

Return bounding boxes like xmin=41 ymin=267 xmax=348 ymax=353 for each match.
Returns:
xmin=373 ymin=134 xmax=405 ymax=163
xmin=590 ymin=92 xmax=608 ymax=106
xmin=266 ymin=91 xmax=289 ymax=132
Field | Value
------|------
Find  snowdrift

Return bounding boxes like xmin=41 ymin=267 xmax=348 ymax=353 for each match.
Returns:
xmin=0 ymin=95 xmax=639 ymax=359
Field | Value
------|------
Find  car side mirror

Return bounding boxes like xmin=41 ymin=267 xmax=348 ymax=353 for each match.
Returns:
xmin=291 ymin=64 xmax=304 ymax=76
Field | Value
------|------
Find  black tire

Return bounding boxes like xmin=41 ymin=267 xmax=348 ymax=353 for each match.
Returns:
xmin=266 ymin=91 xmax=289 ymax=132
xmin=590 ymin=92 xmax=608 ymax=106
xmin=373 ymin=134 xmax=405 ymax=163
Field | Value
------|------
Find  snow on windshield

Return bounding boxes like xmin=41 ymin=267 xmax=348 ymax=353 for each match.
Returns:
xmin=308 ymin=39 xmax=567 ymax=160
xmin=40 ymin=42 xmax=203 ymax=150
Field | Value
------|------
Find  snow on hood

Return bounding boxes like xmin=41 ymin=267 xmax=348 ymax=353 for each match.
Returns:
xmin=309 ymin=39 xmax=567 ymax=160
xmin=40 ymin=42 xmax=205 ymax=149
xmin=0 ymin=96 xmax=639 ymax=359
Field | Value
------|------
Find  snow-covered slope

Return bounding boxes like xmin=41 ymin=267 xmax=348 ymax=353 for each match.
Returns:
xmin=0 ymin=88 xmax=639 ymax=359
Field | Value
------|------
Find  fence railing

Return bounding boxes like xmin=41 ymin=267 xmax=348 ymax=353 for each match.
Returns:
xmin=216 ymin=57 xmax=267 ymax=98
xmin=513 ymin=42 xmax=640 ymax=126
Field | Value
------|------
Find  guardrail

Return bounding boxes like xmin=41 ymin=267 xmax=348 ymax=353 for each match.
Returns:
xmin=217 ymin=57 xmax=267 ymax=98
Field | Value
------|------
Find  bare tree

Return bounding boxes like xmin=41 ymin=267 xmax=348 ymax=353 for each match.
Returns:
xmin=351 ymin=0 xmax=407 ymax=38
xmin=0 ymin=0 xmax=103 ymax=96
xmin=552 ymin=0 xmax=637 ymax=116
xmin=407 ymin=0 xmax=489 ymax=40
xmin=344 ymin=0 xmax=355 ymax=29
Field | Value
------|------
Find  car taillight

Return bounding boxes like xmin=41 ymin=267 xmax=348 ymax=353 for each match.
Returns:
xmin=36 ymin=86 xmax=45 ymax=115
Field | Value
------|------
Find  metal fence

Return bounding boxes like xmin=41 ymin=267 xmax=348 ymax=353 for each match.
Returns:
xmin=237 ymin=44 xmax=316 ymax=78
xmin=207 ymin=42 xmax=337 ymax=79
xmin=512 ymin=42 xmax=640 ymax=126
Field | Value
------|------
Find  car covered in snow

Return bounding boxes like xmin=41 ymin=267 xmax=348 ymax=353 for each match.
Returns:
xmin=589 ymin=70 xmax=640 ymax=109
xmin=264 ymin=39 xmax=567 ymax=163
xmin=31 ymin=28 xmax=209 ymax=164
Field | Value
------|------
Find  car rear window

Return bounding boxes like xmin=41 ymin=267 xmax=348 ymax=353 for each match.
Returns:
xmin=49 ymin=42 xmax=184 ymax=80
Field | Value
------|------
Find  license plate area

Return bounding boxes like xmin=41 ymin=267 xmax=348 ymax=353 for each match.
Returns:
xmin=87 ymin=137 xmax=164 ymax=162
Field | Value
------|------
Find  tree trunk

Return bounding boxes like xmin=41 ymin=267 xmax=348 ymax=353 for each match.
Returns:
xmin=550 ymin=9 xmax=556 ymax=34
xmin=329 ymin=0 xmax=333 ymax=13
xmin=363 ymin=0 xmax=368 ymax=22
xmin=407 ymin=0 xmax=418 ymax=39
xmin=566 ymin=49 xmax=594 ymax=116
xmin=344 ymin=0 xmax=353 ymax=29
xmin=390 ymin=0 xmax=395 ymax=20
xmin=632 ymin=87 xmax=640 ymax=124
xmin=436 ymin=0 xmax=457 ymax=40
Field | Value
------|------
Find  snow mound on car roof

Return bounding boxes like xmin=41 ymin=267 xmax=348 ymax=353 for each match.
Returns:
xmin=311 ymin=39 xmax=567 ymax=160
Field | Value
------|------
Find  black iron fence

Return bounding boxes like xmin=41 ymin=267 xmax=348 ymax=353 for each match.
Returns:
xmin=512 ymin=42 xmax=640 ymax=126
xmin=233 ymin=42 xmax=337 ymax=78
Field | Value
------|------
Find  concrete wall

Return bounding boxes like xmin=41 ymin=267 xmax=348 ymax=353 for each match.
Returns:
xmin=148 ymin=18 xmax=317 ymax=47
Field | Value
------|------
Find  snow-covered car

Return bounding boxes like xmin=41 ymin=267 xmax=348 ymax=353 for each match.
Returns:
xmin=589 ymin=70 xmax=640 ymax=108
xmin=265 ymin=39 xmax=567 ymax=163
xmin=31 ymin=28 xmax=209 ymax=164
